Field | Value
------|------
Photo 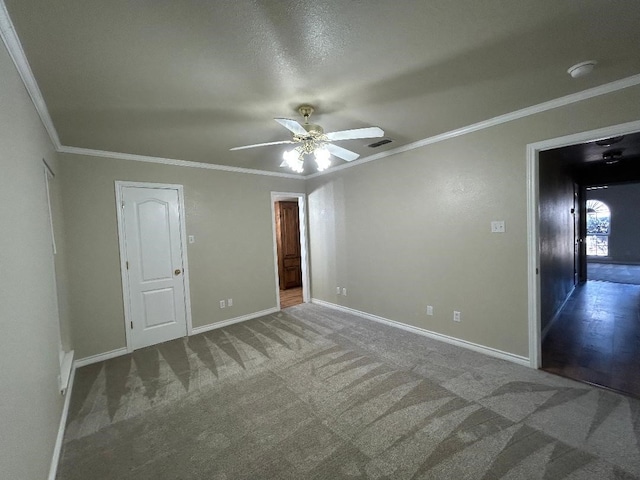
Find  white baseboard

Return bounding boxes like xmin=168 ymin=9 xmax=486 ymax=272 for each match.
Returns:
xmin=52 ymin=307 xmax=277 ymax=476
xmin=541 ymin=285 xmax=575 ymax=342
xmin=74 ymin=347 xmax=129 ymax=368
xmin=191 ymin=308 xmax=279 ymax=335
xmin=48 ymin=363 xmax=76 ymax=480
xmin=311 ymin=299 xmax=530 ymax=367
xmin=74 ymin=308 xmax=279 ymax=367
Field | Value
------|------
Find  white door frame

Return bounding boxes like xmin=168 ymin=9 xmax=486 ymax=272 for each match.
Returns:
xmin=270 ymin=192 xmax=311 ymax=309
xmin=526 ymin=119 xmax=640 ymax=368
xmin=115 ymin=181 xmax=194 ymax=352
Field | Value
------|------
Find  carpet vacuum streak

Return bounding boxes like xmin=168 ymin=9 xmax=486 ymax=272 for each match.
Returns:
xmin=57 ymin=303 xmax=640 ymax=479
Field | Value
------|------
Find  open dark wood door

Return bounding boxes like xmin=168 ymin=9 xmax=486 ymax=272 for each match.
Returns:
xmin=275 ymin=201 xmax=302 ymax=290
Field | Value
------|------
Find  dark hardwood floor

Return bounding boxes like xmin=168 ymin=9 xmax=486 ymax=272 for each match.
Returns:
xmin=542 ymin=279 xmax=640 ymax=398
xmin=280 ymin=286 xmax=303 ymax=309
xmin=587 ymin=262 xmax=640 ymax=285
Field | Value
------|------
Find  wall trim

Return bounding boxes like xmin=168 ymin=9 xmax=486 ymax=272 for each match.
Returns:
xmin=73 ymin=308 xmax=279 ymax=367
xmin=74 ymin=347 xmax=129 ymax=368
xmin=0 ymin=0 xmax=62 ymax=149
xmin=526 ymin=142 xmax=541 ymax=369
xmin=58 ymin=350 xmax=74 ymax=394
xmin=306 ymin=73 xmax=640 ymax=179
xmin=59 ymin=145 xmax=303 ymax=179
xmin=48 ymin=364 xmax=75 ymax=480
xmin=526 ymin=119 xmax=640 ymax=369
xmin=3 ymin=0 xmax=640 ymax=181
xmin=311 ymin=299 xmax=530 ymax=367
xmin=115 ymin=181 xmax=194 ymax=353
xmin=270 ymin=192 xmax=311 ymax=310
xmin=191 ymin=307 xmax=279 ymax=335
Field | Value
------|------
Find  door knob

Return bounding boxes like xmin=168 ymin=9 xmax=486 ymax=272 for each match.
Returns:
xmin=174 ymin=269 xmax=182 ymax=275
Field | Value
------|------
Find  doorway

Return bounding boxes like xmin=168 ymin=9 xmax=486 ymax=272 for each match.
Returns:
xmin=116 ymin=182 xmax=193 ymax=351
xmin=528 ymin=121 xmax=640 ymax=397
xmin=271 ymin=192 xmax=310 ymax=310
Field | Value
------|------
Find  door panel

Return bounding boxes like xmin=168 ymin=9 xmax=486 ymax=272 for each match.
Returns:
xmin=138 ymin=200 xmax=174 ymax=281
xmin=142 ymin=288 xmax=176 ymax=328
xmin=275 ymin=201 xmax=302 ymax=290
xmin=122 ymin=186 xmax=188 ymax=349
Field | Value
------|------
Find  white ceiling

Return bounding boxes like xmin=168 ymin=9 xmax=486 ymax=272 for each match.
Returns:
xmin=4 ymin=0 xmax=640 ymax=175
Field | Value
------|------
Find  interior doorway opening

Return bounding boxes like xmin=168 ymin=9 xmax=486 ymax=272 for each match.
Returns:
xmin=530 ymin=124 xmax=640 ymax=398
xmin=270 ymin=192 xmax=310 ymax=310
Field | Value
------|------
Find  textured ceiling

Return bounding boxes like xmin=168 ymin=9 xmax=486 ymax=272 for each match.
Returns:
xmin=5 ymin=0 xmax=640 ymax=174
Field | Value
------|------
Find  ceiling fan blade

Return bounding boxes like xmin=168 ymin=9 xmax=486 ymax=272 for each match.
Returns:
xmin=325 ymin=126 xmax=384 ymax=141
xmin=274 ymin=118 xmax=307 ymax=135
xmin=326 ymin=143 xmax=360 ymax=162
xmin=230 ymin=140 xmax=294 ymax=151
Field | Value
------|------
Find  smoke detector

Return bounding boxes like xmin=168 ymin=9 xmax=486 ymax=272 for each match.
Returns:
xmin=567 ymin=60 xmax=597 ymax=78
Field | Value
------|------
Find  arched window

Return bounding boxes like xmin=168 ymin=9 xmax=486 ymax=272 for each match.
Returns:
xmin=586 ymin=199 xmax=610 ymax=256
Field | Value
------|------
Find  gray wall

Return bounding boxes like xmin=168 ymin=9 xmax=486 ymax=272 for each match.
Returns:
xmin=58 ymin=154 xmax=305 ymax=359
xmin=538 ymin=154 xmax=575 ymax=332
xmin=0 ymin=42 xmax=66 ymax=478
xmin=587 ymin=183 xmax=640 ymax=264
xmin=307 ymin=84 xmax=640 ymax=358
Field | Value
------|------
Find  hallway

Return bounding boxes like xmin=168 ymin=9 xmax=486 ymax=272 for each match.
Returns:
xmin=542 ymin=280 xmax=640 ymax=398
xmin=279 ymin=287 xmax=303 ymax=309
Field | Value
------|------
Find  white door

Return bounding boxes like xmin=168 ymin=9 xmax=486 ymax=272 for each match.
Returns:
xmin=119 ymin=184 xmax=189 ymax=350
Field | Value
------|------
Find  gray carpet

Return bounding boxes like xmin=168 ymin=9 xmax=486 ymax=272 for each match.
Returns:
xmin=57 ymin=304 xmax=640 ymax=479
xmin=588 ymin=263 xmax=640 ymax=285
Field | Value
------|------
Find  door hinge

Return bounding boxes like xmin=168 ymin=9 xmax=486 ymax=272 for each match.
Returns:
xmin=121 ymin=201 xmax=125 ymax=209
xmin=126 ymin=261 xmax=129 ymax=270
xmin=130 ymin=321 xmax=133 ymax=329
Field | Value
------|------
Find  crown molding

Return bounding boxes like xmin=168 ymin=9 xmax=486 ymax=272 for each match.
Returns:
xmin=0 ymin=0 xmax=61 ymax=149
xmin=3 ymin=0 xmax=640 ymax=180
xmin=58 ymin=146 xmax=303 ymax=179
xmin=306 ymin=73 xmax=640 ymax=179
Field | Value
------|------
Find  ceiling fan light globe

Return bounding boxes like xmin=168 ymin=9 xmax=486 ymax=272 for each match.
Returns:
xmin=314 ymin=147 xmax=330 ymax=162
xmin=314 ymin=147 xmax=331 ymax=171
xmin=291 ymin=158 xmax=304 ymax=173
xmin=283 ymin=149 xmax=304 ymax=173
xmin=283 ymin=149 xmax=297 ymax=162
xmin=316 ymin=162 xmax=330 ymax=172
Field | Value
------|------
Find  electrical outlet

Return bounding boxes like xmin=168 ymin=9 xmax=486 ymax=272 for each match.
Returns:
xmin=426 ymin=305 xmax=433 ymax=316
xmin=336 ymin=286 xmax=341 ymax=294
xmin=227 ymin=298 xmax=233 ymax=307
xmin=342 ymin=287 xmax=347 ymax=296
xmin=219 ymin=300 xmax=226 ymax=309
xmin=491 ymin=221 xmax=505 ymax=233
xmin=453 ymin=311 xmax=461 ymax=322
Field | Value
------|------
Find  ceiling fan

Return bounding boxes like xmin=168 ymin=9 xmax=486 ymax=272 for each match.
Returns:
xmin=230 ymin=105 xmax=384 ymax=173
